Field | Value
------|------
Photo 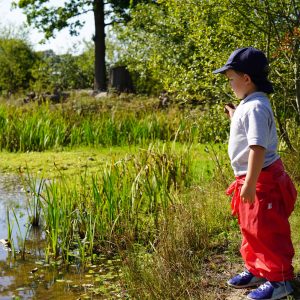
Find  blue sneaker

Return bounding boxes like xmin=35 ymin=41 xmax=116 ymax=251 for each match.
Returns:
xmin=227 ymin=270 xmax=266 ymax=288
xmin=247 ymin=281 xmax=293 ymax=300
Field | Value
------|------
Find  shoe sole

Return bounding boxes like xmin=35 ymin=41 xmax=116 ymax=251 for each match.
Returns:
xmin=227 ymin=278 xmax=266 ymax=289
xmin=246 ymin=288 xmax=294 ymax=300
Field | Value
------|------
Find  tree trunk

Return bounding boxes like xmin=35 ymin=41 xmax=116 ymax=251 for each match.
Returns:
xmin=93 ymin=0 xmax=106 ymax=91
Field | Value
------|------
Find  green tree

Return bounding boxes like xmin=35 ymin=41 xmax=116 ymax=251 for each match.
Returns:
xmin=0 ymin=37 xmax=37 ymax=94
xmin=118 ymin=0 xmax=247 ymax=97
xmin=31 ymin=48 xmax=94 ymax=92
xmin=76 ymin=41 xmax=94 ymax=88
xmin=118 ymin=0 xmax=299 ymax=148
xmin=15 ymin=0 xmax=155 ymax=92
xmin=31 ymin=50 xmax=60 ymax=92
xmin=228 ymin=0 xmax=300 ymax=148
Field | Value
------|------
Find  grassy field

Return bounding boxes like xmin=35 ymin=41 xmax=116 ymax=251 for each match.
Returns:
xmin=0 ymin=143 xmax=215 ymax=179
xmin=0 ymin=93 xmax=299 ymax=299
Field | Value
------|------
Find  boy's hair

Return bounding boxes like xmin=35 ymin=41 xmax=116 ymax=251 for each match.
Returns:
xmin=213 ymin=47 xmax=274 ymax=94
xmin=234 ymin=69 xmax=273 ymax=94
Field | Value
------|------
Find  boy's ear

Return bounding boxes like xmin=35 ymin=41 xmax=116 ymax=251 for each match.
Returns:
xmin=243 ymin=73 xmax=252 ymax=83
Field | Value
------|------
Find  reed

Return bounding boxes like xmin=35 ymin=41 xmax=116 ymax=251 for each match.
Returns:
xmin=6 ymin=208 xmax=31 ymax=260
xmin=20 ymin=167 xmax=46 ymax=227
xmin=122 ymin=158 xmax=236 ymax=300
xmin=0 ymin=100 xmax=229 ymax=152
xmin=20 ymin=144 xmax=193 ymax=264
xmin=6 ymin=208 xmax=15 ymax=258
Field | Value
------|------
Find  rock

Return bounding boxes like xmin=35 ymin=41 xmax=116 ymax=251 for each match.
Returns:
xmin=0 ymin=238 xmax=11 ymax=249
xmin=95 ymin=92 xmax=108 ymax=99
xmin=30 ymin=267 xmax=39 ymax=274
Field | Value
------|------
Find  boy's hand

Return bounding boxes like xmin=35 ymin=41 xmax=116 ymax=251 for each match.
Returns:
xmin=241 ymin=145 xmax=266 ymax=204
xmin=240 ymin=182 xmax=256 ymax=204
xmin=224 ymin=103 xmax=236 ymax=119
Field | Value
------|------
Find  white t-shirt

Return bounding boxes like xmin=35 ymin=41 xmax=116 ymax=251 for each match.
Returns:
xmin=228 ymin=92 xmax=279 ymax=176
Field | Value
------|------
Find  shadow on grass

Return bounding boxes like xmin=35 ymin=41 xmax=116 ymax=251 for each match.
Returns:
xmin=292 ymin=274 xmax=300 ymax=299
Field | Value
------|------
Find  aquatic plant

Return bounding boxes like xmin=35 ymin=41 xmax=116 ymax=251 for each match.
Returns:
xmin=20 ymin=144 xmax=192 ymax=264
xmin=6 ymin=208 xmax=30 ymax=260
xmin=6 ymin=209 xmax=15 ymax=257
xmin=20 ymin=167 xmax=46 ymax=227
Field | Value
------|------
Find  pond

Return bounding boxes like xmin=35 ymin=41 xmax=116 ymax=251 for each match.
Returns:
xmin=0 ymin=174 xmax=125 ymax=300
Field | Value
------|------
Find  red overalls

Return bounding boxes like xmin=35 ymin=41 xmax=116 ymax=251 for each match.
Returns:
xmin=226 ymin=159 xmax=297 ymax=281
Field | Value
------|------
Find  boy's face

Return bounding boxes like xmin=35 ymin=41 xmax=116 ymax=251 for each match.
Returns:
xmin=225 ymin=69 xmax=255 ymax=99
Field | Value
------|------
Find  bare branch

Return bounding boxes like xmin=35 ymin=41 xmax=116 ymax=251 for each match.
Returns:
xmin=104 ymin=10 xmax=113 ymax=16
xmin=70 ymin=8 xmax=94 ymax=19
xmin=105 ymin=20 xmax=124 ymax=27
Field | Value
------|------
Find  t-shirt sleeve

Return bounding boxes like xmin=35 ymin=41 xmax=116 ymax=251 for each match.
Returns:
xmin=242 ymin=105 xmax=270 ymax=149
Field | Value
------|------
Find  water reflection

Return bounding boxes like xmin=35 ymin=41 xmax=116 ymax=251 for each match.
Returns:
xmin=0 ymin=174 xmax=79 ymax=299
xmin=0 ymin=174 xmax=29 ymax=261
xmin=0 ymin=174 xmax=124 ymax=300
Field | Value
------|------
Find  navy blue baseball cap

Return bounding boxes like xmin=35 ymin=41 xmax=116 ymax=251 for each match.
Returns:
xmin=213 ymin=47 xmax=274 ymax=93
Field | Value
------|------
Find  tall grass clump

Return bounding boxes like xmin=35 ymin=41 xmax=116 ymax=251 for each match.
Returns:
xmin=122 ymin=145 xmax=241 ymax=300
xmin=123 ymin=185 xmax=236 ymax=299
xmin=23 ymin=144 xmax=193 ymax=264
xmin=6 ymin=208 xmax=31 ymax=260
xmin=279 ymin=128 xmax=300 ymax=273
xmin=0 ymin=99 xmax=229 ymax=151
xmin=122 ymin=139 xmax=300 ymax=300
xmin=20 ymin=168 xmax=46 ymax=227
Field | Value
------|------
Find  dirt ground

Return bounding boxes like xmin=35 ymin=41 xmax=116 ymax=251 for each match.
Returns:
xmin=203 ymin=254 xmax=300 ymax=300
xmin=225 ymin=279 xmax=300 ymax=300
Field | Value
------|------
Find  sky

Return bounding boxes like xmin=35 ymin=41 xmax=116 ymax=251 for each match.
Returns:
xmin=0 ymin=0 xmax=95 ymax=54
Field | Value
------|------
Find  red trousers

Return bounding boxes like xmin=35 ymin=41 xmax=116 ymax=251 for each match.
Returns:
xmin=227 ymin=159 xmax=297 ymax=281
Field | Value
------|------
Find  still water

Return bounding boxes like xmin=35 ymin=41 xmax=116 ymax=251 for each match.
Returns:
xmin=0 ymin=175 xmax=124 ymax=300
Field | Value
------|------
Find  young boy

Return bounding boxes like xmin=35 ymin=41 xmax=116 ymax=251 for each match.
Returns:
xmin=213 ymin=47 xmax=297 ymax=300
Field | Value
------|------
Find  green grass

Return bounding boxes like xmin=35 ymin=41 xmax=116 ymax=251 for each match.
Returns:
xmin=0 ymin=146 xmax=140 ymax=177
xmin=3 ymin=143 xmax=300 ymax=299
xmin=1 ymin=94 xmax=298 ymax=299
xmin=15 ymin=143 xmax=210 ymax=263
xmin=0 ymin=143 xmax=215 ymax=178
xmin=0 ymin=94 xmax=230 ymax=152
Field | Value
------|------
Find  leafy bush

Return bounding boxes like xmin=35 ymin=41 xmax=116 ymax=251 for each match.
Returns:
xmin=0 ymin=38 xmax=37 ymax=94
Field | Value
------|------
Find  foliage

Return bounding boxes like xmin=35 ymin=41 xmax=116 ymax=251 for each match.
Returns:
xmin=15 ymin=0 xmax=153 ymax=38
xmin=30 ymin=50 xmax=59 ymax=93
xmin=0 ymin=37 xmax=37 ymax=94
xmin=113 ymin=0 xmax=300 ymax=148
xmin=75 ymin=42 xmax=94 ymax=88
xmin=0 ymin=44 xmax=93 ymax=94
xmin=120 ymin=0 xmax=296 ymax=99
xmin=116 ymin=0 xmax=240 ymax=97
xmin=30 ymin=48 xmax=94 ymax=92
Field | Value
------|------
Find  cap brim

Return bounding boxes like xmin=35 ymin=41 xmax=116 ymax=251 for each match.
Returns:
xmin=212 ymin=65 xmax=231 ymax=74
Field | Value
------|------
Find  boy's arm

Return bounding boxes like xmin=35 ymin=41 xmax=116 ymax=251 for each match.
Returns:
xmin=240 ymin=145 xmax=266 ymax=204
